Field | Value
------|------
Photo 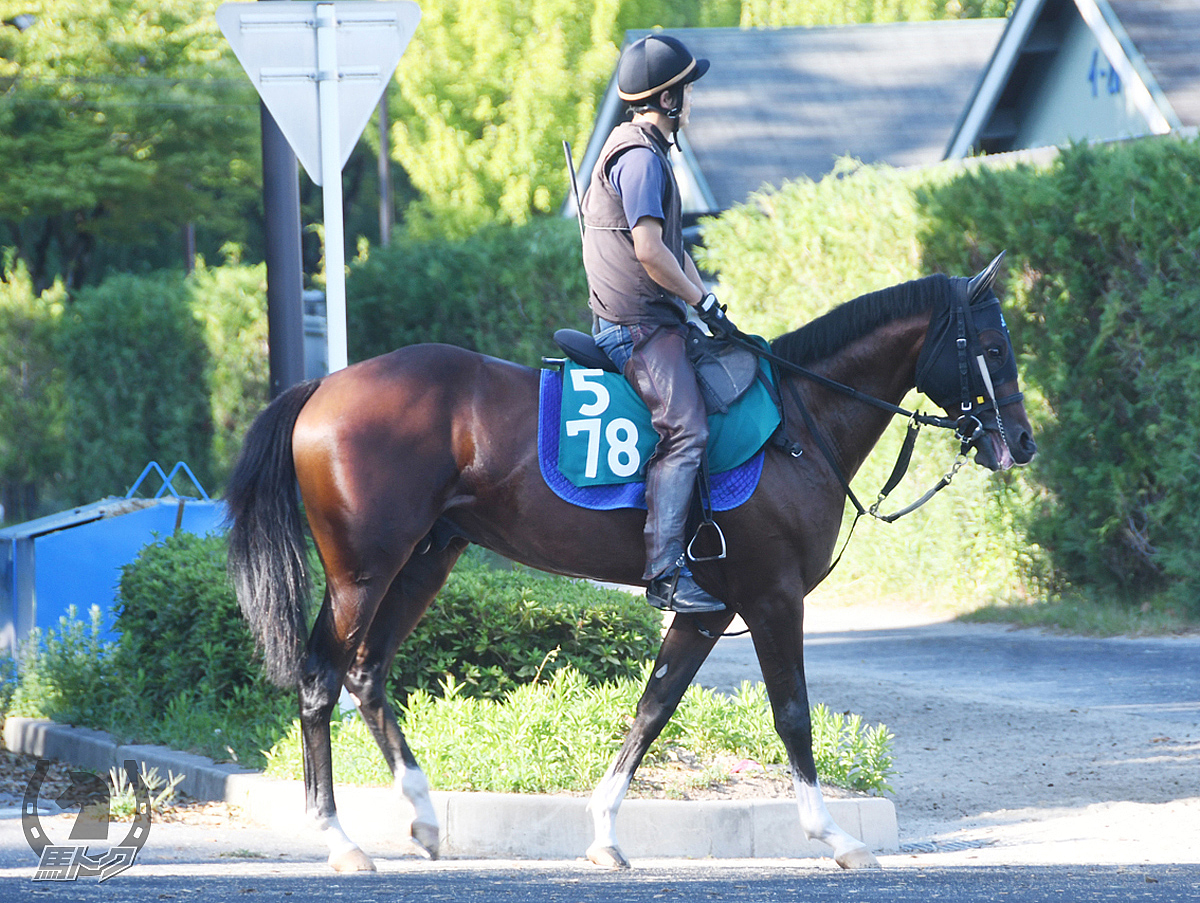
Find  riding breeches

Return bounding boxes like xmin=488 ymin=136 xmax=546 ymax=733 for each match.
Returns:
xmin=618 ymin=322 xmax=709 ymax=580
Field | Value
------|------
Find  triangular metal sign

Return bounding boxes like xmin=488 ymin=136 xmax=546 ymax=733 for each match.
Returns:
xmin=217 ymin=1 xmax=421 ymax=184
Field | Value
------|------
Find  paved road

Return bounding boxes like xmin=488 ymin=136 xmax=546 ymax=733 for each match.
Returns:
xmin=1 ymin=860 xmax=1198 ymax=902
xmin=695 ymin=614 xmax=1200 ymax=722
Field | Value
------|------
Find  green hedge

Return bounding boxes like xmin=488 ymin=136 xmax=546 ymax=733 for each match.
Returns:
xmin=702 ymin=137 xmax=1200 ymax=616
xmin=0 ymin=255 xmax=268 ymax=515
xmin=347 ymin=217 xmax=590 ymax=367
xmin=0 ymin=258 xmax=66 ymax=522
xmin=388 ymin=550 xmax=663 ymax=702
xmin=918 ymin=138 xmax=1200 ymax=613
xmin=56 ymin=272 xmax=214 ymax=502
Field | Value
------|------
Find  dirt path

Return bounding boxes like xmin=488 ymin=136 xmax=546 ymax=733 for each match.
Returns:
xmin=692 ymin=601 xmax=1200 ymax=866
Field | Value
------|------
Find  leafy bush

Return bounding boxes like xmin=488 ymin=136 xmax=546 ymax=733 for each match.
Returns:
xmin=56 ymin=272 xmax=214 ymax=501
xmin=347 ymin=217 xmax=590 ymax=367
xmin=698 ymin=158 xmax=1044 ymax=608
xmin=264 ymin=667 xmax=896 ymax=795
xmin=187 ymin=253 xmax=270 ymax=487
xmin=115 ymin=531 xmax=280 ymax=709
xmin=0 ymin=258 xmax=67 ymax=521
xmin=4 ymin=535 xmax=660 ymax=765
xmin=8 ymin=606 xmax=114 ymax=726
xmin=918 ymin=138 xmax=1200 ymax=615
xmin=389 ymin=548 xmax=662 ymax=702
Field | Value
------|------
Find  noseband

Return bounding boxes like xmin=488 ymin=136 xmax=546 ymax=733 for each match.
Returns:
xmin=915 ymin=277 xmax=1023 ymax=455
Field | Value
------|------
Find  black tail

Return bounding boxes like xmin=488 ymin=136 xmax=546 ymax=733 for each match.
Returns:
xmin=225 ymin=379 xmax=323 ymax=687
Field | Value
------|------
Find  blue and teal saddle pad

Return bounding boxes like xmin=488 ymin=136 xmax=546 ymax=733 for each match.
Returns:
xmin=537 ymin=358 xmax=781 ymax=511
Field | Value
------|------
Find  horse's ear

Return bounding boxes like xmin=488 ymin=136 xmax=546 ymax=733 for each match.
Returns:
xmin=967 ymin=251 xmax=1006 ymax=303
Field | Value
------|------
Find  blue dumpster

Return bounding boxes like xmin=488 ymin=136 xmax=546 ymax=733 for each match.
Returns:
xmin=0 ymin=465 xmax=226 ymax=654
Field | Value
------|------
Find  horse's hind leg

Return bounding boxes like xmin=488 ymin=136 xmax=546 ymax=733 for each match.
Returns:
xmin=342 ymin=542 xmax=466 ymax=860
xmin=300 ymin=579 xmax=386 ymax=872
xmin=586 ymin=609 xmax=733 ymax=869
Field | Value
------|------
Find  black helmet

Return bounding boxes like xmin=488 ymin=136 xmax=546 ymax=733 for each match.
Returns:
xmin=617 ymin=34 xmax=709 ymax=112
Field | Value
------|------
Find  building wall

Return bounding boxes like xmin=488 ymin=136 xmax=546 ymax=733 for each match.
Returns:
xmin=1017 ymin=14 xmax=1150 ymax=147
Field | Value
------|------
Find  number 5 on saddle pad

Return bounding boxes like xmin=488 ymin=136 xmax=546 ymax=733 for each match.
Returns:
xmin=557 ymin=360 xmax=780 ymax=488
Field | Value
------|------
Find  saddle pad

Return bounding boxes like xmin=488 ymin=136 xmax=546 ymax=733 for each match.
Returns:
xmin=537 ymin=363 xmax=778 ymax=511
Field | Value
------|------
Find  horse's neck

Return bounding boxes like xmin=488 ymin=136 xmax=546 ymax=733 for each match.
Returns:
xmin=789 ymin=313 xmax=929 ymax=481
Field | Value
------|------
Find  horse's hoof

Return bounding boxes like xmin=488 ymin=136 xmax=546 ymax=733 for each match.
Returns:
xmin=329 ymin=846 xmax=377 ymax=872
xmin=835 ymin=846 xmax=881 ymax=869
xmin=411 ymin=821 xmax=440 ymax=860
xmin=586 ymin=843 xmax=630 ymax=870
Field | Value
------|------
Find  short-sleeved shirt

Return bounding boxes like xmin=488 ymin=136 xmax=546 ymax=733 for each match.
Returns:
xmin=609 ymin=147 xmax=667 ymax=231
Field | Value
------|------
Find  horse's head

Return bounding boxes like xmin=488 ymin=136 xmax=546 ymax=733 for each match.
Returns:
xmin=915 ymin=253 xmax=1036 ymax=471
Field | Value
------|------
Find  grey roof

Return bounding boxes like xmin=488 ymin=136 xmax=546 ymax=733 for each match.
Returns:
xmin=1108 ymin=0 xmax=1200 ymax=128
xmin=575 ymin=20 xmax=1007 ymax=214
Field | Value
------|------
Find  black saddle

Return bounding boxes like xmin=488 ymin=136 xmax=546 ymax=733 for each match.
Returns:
xmin=552 ymin=326 xmax=762 ymax=415
xmin=553 ymin=329 xmax=619 ymax=373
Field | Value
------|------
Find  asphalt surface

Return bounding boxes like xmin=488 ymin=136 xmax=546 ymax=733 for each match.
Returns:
xmin=695 ymin=615 xmax=1200 ymax=723
xmin=2 ymin=606 xmax=1197 ymax=898
xmin=1 ymin=862 xmax=1197 ymax=902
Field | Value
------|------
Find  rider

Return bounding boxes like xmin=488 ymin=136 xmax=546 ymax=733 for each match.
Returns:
xmin=580 ymin=34 xmax=734 ymax=614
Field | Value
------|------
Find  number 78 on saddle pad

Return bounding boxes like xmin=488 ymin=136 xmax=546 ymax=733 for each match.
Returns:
xmin=556 ymin=361 xmax=780 ymax=488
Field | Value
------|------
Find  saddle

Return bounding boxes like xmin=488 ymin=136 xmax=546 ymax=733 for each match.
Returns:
xmin=552 ymin=325 xmax=760 ymax=414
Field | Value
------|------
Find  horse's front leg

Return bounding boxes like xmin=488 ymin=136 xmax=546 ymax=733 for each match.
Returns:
xmin=586 ymin=608 xmax=733 ymax=869
xmin=745 ymin=594 xmax=881 ymax=869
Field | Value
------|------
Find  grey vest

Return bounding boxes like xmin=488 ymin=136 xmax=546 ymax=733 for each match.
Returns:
xmin=581 ymin=121 xmax=686 ymax=326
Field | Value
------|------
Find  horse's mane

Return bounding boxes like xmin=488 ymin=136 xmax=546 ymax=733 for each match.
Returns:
xmin=770 ymin=274 xmax=951 ymax=366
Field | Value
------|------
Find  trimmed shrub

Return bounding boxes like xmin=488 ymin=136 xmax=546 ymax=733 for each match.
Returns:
xmin=919 ymin=138 xmax=1200 ymax=614
xmin=56 ymin=272 xmax=214 ymax=501
xmin=5 ymin=533 xmax=660 ymax=764
xmin=698 ymin=157 xmax=1043 ymax=607
xmin=187 ymin=254 xmax=269 ymax=486
xmin=388 ymin=549 xmax=662 ymax=702
xmin=347 ymin=217 xmax=590 ymax=367
xmin=0 ymin=257 xmax=67 ymax=521
xmin=115 ymin=531 xmax=279 ymax=708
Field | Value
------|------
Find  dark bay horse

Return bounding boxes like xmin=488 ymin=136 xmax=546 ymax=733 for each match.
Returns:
xmin=226 ymin=257 xmax=1035 ymax=872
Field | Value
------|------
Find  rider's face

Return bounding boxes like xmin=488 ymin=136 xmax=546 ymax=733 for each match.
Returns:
xmin=678 ymin=83 xmax=693 ymax=130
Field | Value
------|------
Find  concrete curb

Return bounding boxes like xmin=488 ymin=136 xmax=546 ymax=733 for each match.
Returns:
xmin=3 ymin=716 xmax=898 ymax=860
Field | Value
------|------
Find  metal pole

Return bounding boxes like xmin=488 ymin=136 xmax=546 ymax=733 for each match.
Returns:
xmin=261 ymin=103 xmax=306 ymax=397
xmin=316 ymin=2 xmax=348 ymax=373
xmin=258 ymin=0 xmax=305 ymax=399
xmin=377 ymin=89 xmax=393 ymax=248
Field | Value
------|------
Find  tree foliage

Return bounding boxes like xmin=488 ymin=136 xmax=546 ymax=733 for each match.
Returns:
xmin=0 ymin=0 xmax=260 ymax=288
xmin=389 ymin=0 xmax=625 ymax=238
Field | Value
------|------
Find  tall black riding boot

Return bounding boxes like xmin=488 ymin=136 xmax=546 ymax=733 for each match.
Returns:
xmin=643 ymin=461 xmax=724 ymax=614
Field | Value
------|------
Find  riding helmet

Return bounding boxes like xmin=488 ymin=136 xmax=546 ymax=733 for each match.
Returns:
xmin=617 ymin=34 xmax=709 ymax=109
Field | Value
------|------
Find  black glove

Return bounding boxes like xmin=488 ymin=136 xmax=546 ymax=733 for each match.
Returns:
xmin=697 ymin=292 xmax=734 ymax=337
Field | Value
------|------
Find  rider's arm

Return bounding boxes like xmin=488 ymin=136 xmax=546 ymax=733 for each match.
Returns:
xmin=631 ymin=216 xmax=704 ymax=307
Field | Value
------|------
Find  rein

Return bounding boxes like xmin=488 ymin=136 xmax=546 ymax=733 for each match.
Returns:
xmin=725 ymin=331 xmax=975 ymax=523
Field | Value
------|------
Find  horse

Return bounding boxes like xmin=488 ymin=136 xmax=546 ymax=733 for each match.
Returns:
xmin=226 ymin=255 xmax=1036 ymax=872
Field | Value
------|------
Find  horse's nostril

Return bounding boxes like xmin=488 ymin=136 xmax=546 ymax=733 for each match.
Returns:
xmin=1020 ymin=431 xmax=1037 ymax=457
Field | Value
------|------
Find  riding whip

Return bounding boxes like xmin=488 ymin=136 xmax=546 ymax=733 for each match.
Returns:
xmin=563 ymin=140 xmax=585 ymax=245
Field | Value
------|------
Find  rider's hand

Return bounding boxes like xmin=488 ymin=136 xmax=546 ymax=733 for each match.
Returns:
xmin=697 ymin=292 xmax=734 ymax=337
